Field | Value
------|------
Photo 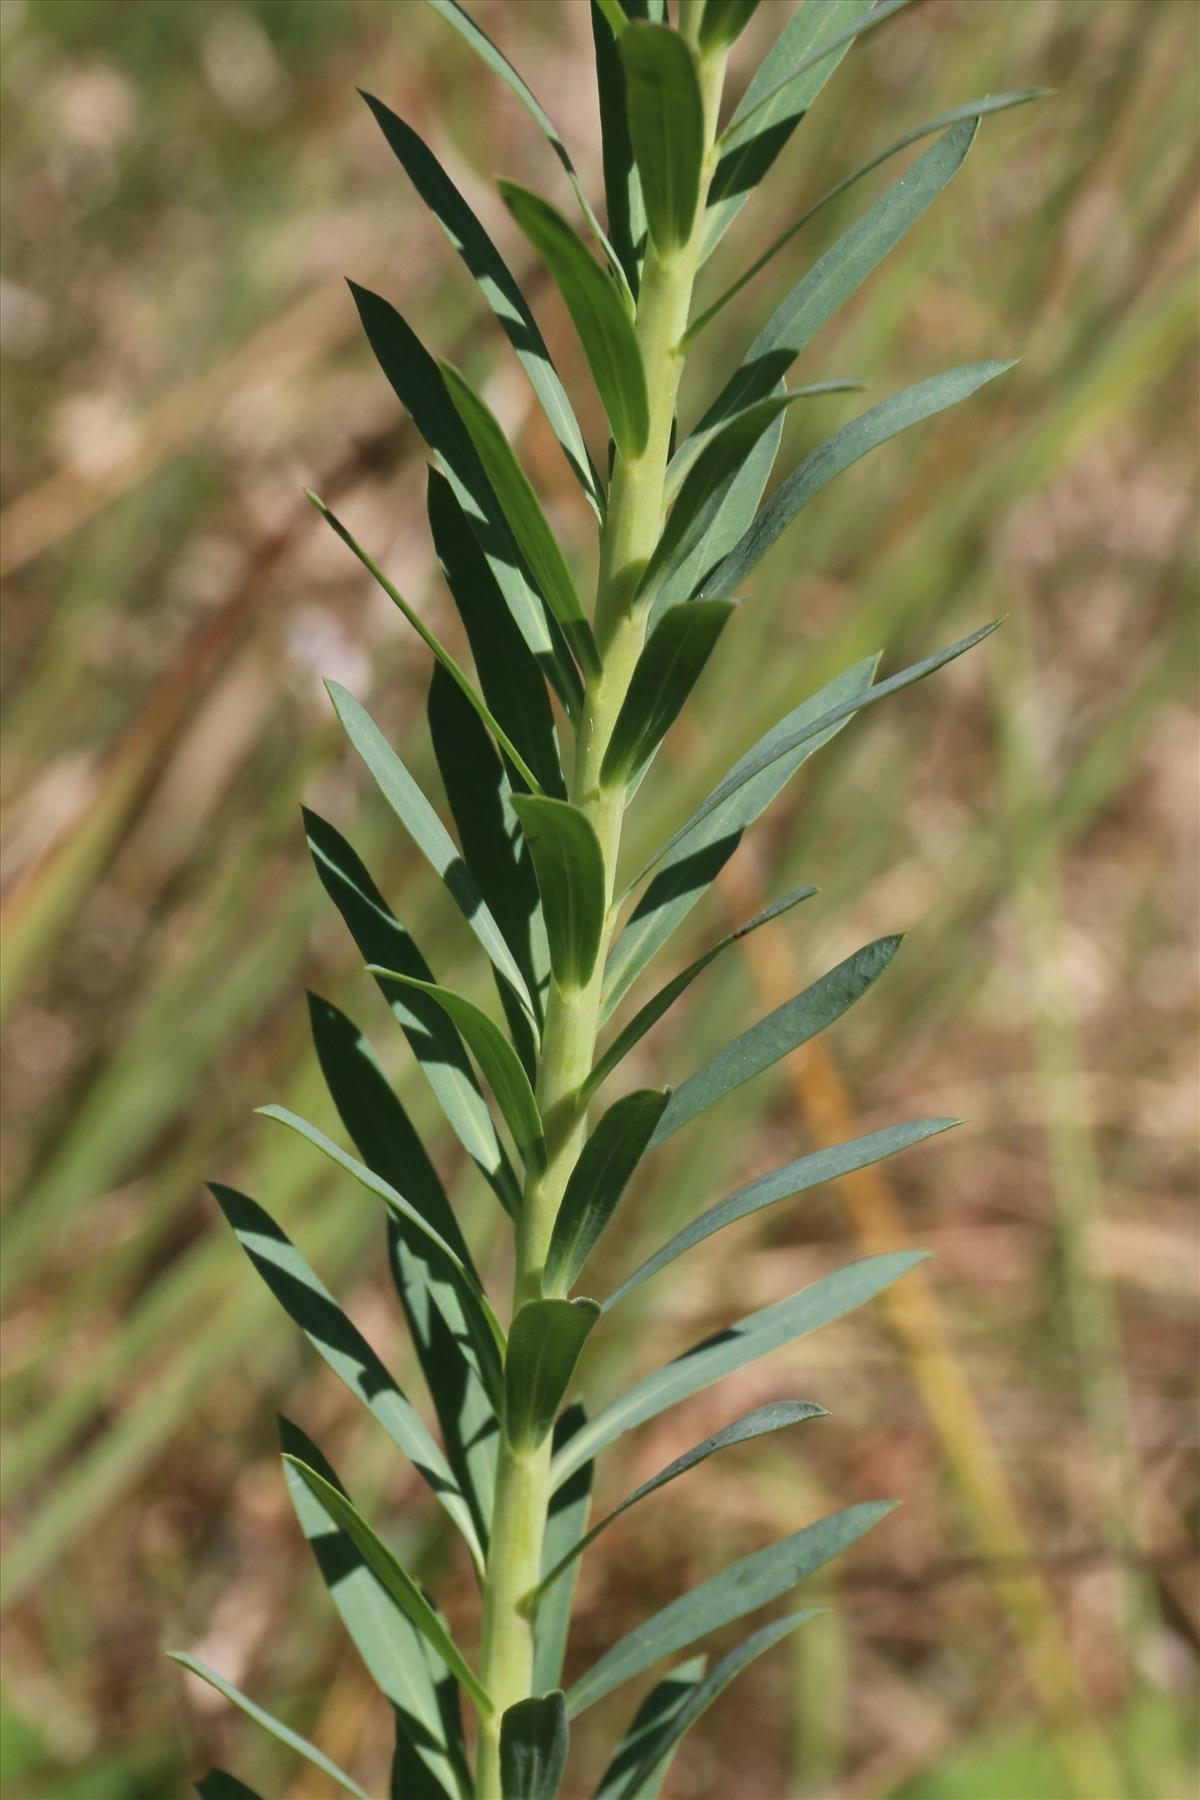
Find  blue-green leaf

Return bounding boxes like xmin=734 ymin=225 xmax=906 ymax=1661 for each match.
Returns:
xmin=590 ymin=1 xmax=650 ymax=298
xmin=361 ymin=93 xmax=602 ymax=514
xmin=367 ymin=971 xmax=545 ymax=1169
xmin=619 ymin=25 xmax=705 ymax=254
xmin=426 ymin=0 xmax=631 ymax=304
xmin=510 ymin=796 xmax=607 ymax=991
xmin=308 ymin=993 xmax=498 ymax=1541
xmin=544 ymin=1089 xmax=670 ymax=1295
xmin=631 ymin=624 xmax=1000 ymax=885
xmin=282 ymin=1457 xmax=493 ymax=1717
xmin=612 ymin=1611 xmax=821 ymax=1798
xmin=304 ymin=808 xmax=521 ymax=1215
xmin=168 ymin=1654 xmax=369 ymax=1799
xmin=648 ymin=936 xmax=903 ymax=1148
xmin=603 ymin=655 xmax=879 ymax=1016
xmin=501 ymin=182 xmax=649 ymax=458
xmin=609 ymin=1117 xmax=959 ymax=1309
xmin=505 ymin=1299 xmax=602 ymax=1452
xmin=212 ymin=1185 xmax=484 ymax=1562
xmin=650 ymin=392 xmax=801 ymax=584
xmin=551 ymin=1251 xmax=926 ymax=1486
xmin=441 ymin=361 xmax=599 ymax=678
xmin=593 ymin=1659 xmax=706 ymax=1800
xmin=310 ymin=496 xmax=543 ymax=796
xmin=326 ymin=682 xmax=538 ymax=1025
xmin=534 ymin=1403 xmax=594 ymax=1693
xmin=349 ymin=281 xmax=581 ymax=717
xmin=535 ymin=1402 xmax=824 ymax=1608
xmin=428 ymin=469 xmax=564 ymax=800
xmin=681 ymin=125 xmax=981 ymax=491
xmin=499 ymin=1692 xmax=569 ymax=1800
xmin=279 ymin=1421 xmax=471 ymax=1800
xmin=601 ymin=601 xmax=735 ymax=790
xmin=699 ymin=0 xmax=761 ymax=52
xmin=567 ymin=1501 xmax=893 ymax=1714
xmin=585 ymin=886 xmax=815 ymax=1106
xmin=701 ymin=0 xmax=874 ymax=258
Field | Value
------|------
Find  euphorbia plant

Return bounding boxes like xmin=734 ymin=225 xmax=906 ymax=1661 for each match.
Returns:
xmin=172 ymin=3 xmax=1041 ymax=1795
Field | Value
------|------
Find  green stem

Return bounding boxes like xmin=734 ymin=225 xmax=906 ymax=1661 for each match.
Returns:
xmin=473 ymin=38 xmax=727 ymax=1799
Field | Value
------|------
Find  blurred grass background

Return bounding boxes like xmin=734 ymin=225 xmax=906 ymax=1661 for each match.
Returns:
xmin=1 ymin=1 xmax=1196 ymax=1796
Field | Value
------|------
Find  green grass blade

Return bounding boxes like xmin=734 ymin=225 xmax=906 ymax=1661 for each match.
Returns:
xmin=167 ymin=1653 xmax=369 ymax=1799
xmin=593 ymin=1658 xmax=707 ymax=1800
xmin=282 ymin=1457 xmax=494 ymax=1718
xmin=603 ymin=655 xmax=879 ymax=1015
xmin=441 ymin=361 xmax=599 ymax=677
xmin=534 ymin=1403 xmax=824 ymax=1608
xmin=566 ymin=1502 xmax=893 ymax=1715
xmin=366 ymin=971 xmax=546 ymax=1170
xmin=501 ymin=181 xmax=649 ymax=458
xmin=648 ymin=936 xmax=904 ymax=1148
xmin=499 ymin=1692 xmax=569 ymax=1800
xmin=505 ymin=1300 xmax=602 ymax=1452
xmin=279 ymin=1420 xmax=471 ymax=1800
xmin=551 ymin=1252 xmax=927 ymax=1487
xmin=326 ymin=681 xmax=539 ymax=1024
xmin=631 ymin=625 xmax=1000 ymax=886
xmin=305 ymin=808 xmax=521 ymax=1214
xmin=349 ymin=281 xmax=582 ymax=717
xmin=612 ymin=1611 xmax=822 ymax=1798
xmin=544 ymin=1090 xmax=670 ymax=1294
xmin=212 ymin=1185 xmax=483 ymax=1562
xmin=361 ymin=92 xmax=603 ymax=514
xmin=620 ymin=25 xmax=705 ymax=254
xmin=309 ymin=495 xmax=543 ymax=795
xmin=601 ymin=602 xmax=736 ymax=789
xmin=510 ymin=795 xmax=607 ymax=990
xmin=609 ymin=1118 xmax=959 ymax=1309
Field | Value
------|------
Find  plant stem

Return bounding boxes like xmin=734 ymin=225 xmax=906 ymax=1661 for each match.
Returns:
xmin=474 ymin=35 xmax=727 ymax=1798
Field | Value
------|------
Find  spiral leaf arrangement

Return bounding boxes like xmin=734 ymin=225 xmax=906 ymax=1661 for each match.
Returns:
xmin=172 ymin=4 xmax=1041 ymax=1795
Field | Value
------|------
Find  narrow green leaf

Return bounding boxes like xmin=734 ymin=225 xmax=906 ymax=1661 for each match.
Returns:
xmin=535 ymin=1402 xmax=824 ymax=1607
xmin=534 ymin=1403 xmax=594 ymax=1693
xmin=501 ymin=181 xmax=649 ymax=457
xmin=544 ymin=1089 xmax=670 ymax=1295
xmin=706 ymin=362 xmax=1015 ymax=599
xmin=308 ymin=993 xmax=498 ymax=1539
xmin=441 ymin=361 xmax=599 ymax=678
xmin=366 ymin=971 xmax=546 ymax=1170
xmin=168 ymin=1654 xmax=369 ymax=1799
xmin=680 ymin=124 xmax=982 ymax=489
xmin=592 ymin=0 xmax=628 ymax=37
xmin=282 ymin=1457 xmax=494 ymax=1717
xmin=604 ymin=655 xmax=879 ymax=1016
xmin=651 ymin=393 xmax=798 ymax=580
xmin=609 ymin=1118 xmax=959 ymax=1309
xmin=688 ymin=92 xmax=1051 ymax=346
xmin=551 ymin=1251 xmax=927 ymax=1486
xmin=698 ymin=0 xmax=761 ymax=52
xmin=717 ymin=0 xmax=918 ymax=144
xmin=304 ymin=808 xmax=521 ymax=1215
xmin=702 ymin=0 xmax=874 ymax=258
xmin=212 ymin=1185 xmax=483 ymax=1562
xmin=648 ymin=936 xmax=903 ymax=1148
xmin=326 ymin=681 xmax=538 ymax=1024
xmin=426 ymin=0 xmax=633 ymax=306
xmin=630 ymin=624 xmax=1000 ymax=885
xmin=361 ymin=93 xmax=603 ymax=514
xmin=310 ymin=496 xmax=543 ymax=796
xmin=510 ymin=795 xmax=607 ymax=990
xmin=585 ymin=887 xmax=815 ymax=1106
xmin=601 ymin=602 xmax=735 ymax=789
xmin=619 ymin=25 xmax=705 ymax=254
xmin=567 ymin=1500 xmax=894 ymax=1715
xmin=427 ymin=469 xmax=564 ymax=801
xmin=195 ymin=1774 xmax=263 ymax=1800
xmin=591 ymin=1 xmax=644 ymax=297
xmin=505 ymin=1299 xmax=601 ymax=1452
xmin=349 ymin=281 xmax=582 ymax=717
xmin=613 ymin=1611 xmax=822 ymax=1798
xmin=254 ymin=1105 xmax=506 ymax=1358
xmin=279 ymin=1421 xmax=471 ymax=1800
xmin=499 ymin=1692 xmax=569 ymax=1800
xmin=594 ymin=1659 xmax=707 ymax=1800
